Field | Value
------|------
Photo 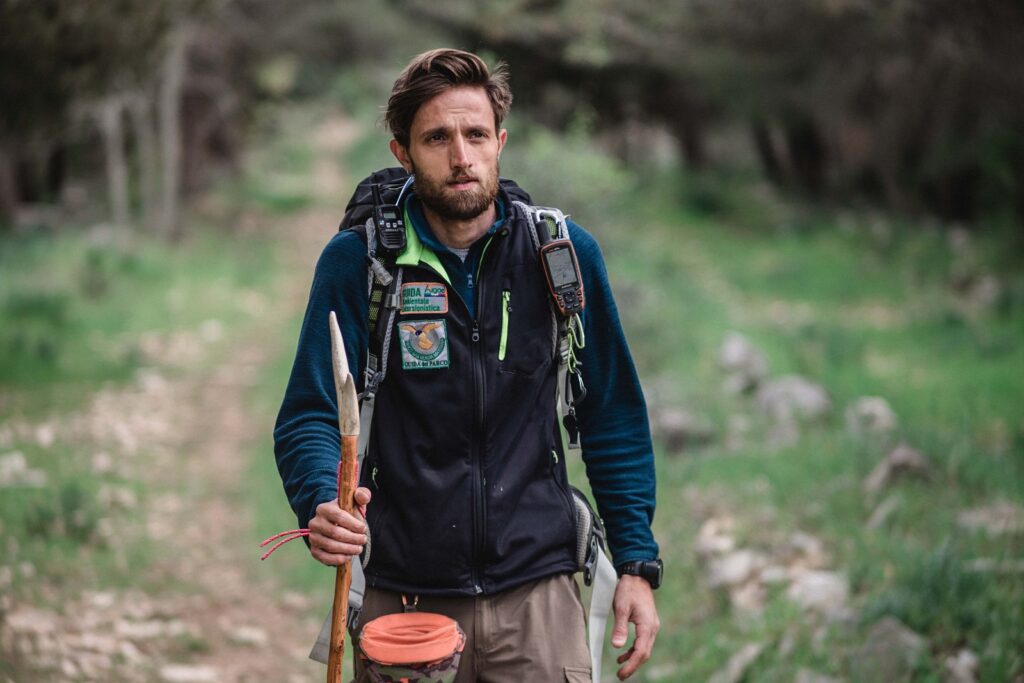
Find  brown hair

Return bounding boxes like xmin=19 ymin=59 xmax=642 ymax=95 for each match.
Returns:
xmin=385 ymin=48 xmax=512 ymax=148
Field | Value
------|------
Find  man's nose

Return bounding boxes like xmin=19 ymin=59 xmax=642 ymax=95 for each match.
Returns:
xmin=450 ymin=135 xmax=470 ymax=168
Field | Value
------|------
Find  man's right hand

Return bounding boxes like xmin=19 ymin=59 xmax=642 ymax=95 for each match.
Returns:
xmin=308 ymin=486 xmax=372 ymax=566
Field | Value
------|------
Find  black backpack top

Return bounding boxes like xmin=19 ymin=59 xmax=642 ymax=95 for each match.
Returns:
xmin=338 ymin=167 xmax=533 ymax=233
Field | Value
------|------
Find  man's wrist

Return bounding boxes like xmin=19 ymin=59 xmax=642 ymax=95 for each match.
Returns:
xmin=616 ymin=558 xmax=663 ymax=589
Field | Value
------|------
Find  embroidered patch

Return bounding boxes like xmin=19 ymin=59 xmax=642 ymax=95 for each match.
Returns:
xmin=398 ymin=319 xmax=450 ymax=370
xmin=401 ymin=282 xmax=449 ymax=314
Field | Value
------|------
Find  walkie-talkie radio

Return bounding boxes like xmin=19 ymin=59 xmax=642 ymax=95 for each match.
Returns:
xmin=539 ymin=239 xmax=585 ymax=316
xmin=372 ymin=183 xmax=407 ymax=252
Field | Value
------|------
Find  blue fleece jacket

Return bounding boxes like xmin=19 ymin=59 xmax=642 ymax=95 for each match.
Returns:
xmin=273 ymin=195 xmax=659 ymax=568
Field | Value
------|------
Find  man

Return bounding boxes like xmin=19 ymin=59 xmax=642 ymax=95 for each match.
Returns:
xmin=274 ymin=48 xmax=661 ymax=681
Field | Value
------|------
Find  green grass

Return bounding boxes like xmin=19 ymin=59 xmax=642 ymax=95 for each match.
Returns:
xmin=0 ymin=226 xmax=276 ymax=394
xmin=0 ymin=219 xmax=282 ymax=605
xmin=494 ymin=123 xmax=1024 ymax=679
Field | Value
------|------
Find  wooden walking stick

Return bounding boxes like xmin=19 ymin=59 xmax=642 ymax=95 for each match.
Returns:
xmin=327 ymin=311 xmax=360 ymax=683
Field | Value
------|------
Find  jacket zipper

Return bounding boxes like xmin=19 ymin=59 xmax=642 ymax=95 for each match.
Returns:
xmin=411 ymin=232 xmax=500 ymax=594
xmin=498 ymin=290 xmax=511 ymax=361
xmin=468 ymin=231 xmax=503 ymax=594
xmin=470 ymin=317 xmax=485 ymax=594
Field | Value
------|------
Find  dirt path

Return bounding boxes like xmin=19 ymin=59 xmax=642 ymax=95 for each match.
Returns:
xmin=0 ymin=112 xmax=361 ymax=683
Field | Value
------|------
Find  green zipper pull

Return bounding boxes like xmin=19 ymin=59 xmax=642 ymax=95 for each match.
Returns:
xmin=499 ymin=290 xmax=511 ymax=361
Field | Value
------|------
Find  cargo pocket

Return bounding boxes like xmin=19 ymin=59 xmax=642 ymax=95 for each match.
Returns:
xmin=563 ymin=666 xmax=591 ymax=682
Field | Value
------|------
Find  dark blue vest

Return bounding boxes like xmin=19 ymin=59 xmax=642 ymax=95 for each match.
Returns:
xmin=361 ymin=194 xmax=578 ymax=596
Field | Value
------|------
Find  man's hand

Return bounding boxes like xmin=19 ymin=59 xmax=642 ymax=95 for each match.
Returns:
xmin=610 ymin=574 xmax=660 ymax=680
xmin=308 ymin=486 xmax=372 ymax=566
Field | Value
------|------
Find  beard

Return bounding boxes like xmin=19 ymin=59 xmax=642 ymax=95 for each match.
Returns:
xmin=411 ymin=161 xmax=501 ymax=221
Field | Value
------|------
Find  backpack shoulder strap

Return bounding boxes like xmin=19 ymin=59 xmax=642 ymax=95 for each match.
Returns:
xmin=510 ymin=200 xmax=586 ymax=451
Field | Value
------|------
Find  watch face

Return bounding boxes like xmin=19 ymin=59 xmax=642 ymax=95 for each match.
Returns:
xmin=643 ymin=559 xmax=663 ymax=589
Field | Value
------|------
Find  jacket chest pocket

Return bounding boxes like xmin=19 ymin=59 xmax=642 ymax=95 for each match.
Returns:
xmin=498 ymin=267 xmax=555 ymax=376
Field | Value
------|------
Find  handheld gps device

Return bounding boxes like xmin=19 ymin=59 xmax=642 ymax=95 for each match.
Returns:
xmin=539 ymin=239 xmax=585 ymax=316
xmin=372 ymin=183 xmax=406 ymax=252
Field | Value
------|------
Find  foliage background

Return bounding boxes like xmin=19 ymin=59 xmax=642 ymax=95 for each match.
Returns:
xmin=1 ymin=1 xmax=1022 ymax=682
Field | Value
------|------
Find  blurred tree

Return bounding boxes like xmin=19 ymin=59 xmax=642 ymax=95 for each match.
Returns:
xmin=0 ymin=0 xmax=175 ymax=225
xmin=388 ymin=0 xmax=1024 ymax=226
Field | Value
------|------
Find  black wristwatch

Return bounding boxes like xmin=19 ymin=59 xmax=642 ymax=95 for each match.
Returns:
xmin=617 ymin=558 xmax=663 ymax=589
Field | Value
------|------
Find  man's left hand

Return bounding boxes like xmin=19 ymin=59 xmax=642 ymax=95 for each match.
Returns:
xmin=610 ymin=574 xmax=660 ymax=680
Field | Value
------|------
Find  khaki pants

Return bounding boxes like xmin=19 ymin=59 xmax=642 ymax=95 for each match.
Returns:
xmin=353 ymin=573 xmax=591 ymax=682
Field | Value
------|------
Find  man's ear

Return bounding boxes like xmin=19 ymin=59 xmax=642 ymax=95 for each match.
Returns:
xmin=390 ymin=139 xmax=413 ymax=173
xmin=497 ymin=128 xmax=507 ymax=158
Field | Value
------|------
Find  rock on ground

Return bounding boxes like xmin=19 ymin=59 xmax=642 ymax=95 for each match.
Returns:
xmin=159 ymin=664 xmax=219 ymax=682
xmin=795 ymin=668 xmax=843 ymax=683
xmin=845 ymin=397 xmax=898 ymax=438
xmin=786 ymin=570 xmax=850 ymax=617
xmin=944 ymin=648 xmax=979 ymax=683
xmin=648 ymin=406 xmax=716 ymax=451
xmin=756 ymin=375 xmax=831 ymax=423
xmin=695 ymin=517 xmax=737 ymax=557
xmin=707 ymin=642 xmax=765 ymax=683
xmin=957 ymin=502 xmax=1024 ymax=536
xmin=862 ymin=445 xmax=933 ymax=495
xmin=706 ymin=549 xmax=767 ymax=588
xmin=719 ymin=332 xmax=769 ymax=394
xmin=850 ymin=617 xmax=928 ymax=683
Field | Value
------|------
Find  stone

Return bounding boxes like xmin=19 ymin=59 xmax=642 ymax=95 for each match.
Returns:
xmin=280 ymin=591 xmax=310 ymax=612
xmin=944 ymin=648 xmax=978 ymax=683
xmin=199 ymin=319 xmax=224 ymax=343
xmin=784 ymin=531 xmax=829 ymax=569
xmin=719 ymin=332 xmax=769 ymax=394
xmin=91 ymin=451 xmax=115 ymax=474
xmin=3 ymin=607 xmax=58 ymax=637
xmin=795 ymin=668 xmax=843 ymax=683
xmin=707 ymin=549 xmax=766 ymax=588
xmin=227 ymin=625 xmax=268 ymax=647
xmin=0 ymin=451 xmax=47 ymax=488
xmin=957 ymin=502 xmax=1024 ymax=536
xmin=756 ymin=376 xmax=831 ymax=423
xmin=695 ymin=517 xmax=737 ymax=557
xmin=118 ymin=640 xmax=145 ymax=665
xmin=761 ymin=565 xmax=790 ymax=584
xmin=786 ymin=570 xmax=849 ymax=616
xmin=34 ymin=424 xmax=56 ymax=449
xmin=115 ymin=618 xmax=188 ymax=640
xmin=730 ymin=581 xmax=766 ymax=614
xmin=644 ymin=662 xmax=682 ymax=680
xmin=649 ymin=407 xmax=716 ymax=451
xmin=98 ymin=485 xmax=139 ymax=511
xmin=867 ymin=494 xmax=901 ymax=530
xmin=845 ymin=397 xmax=898 ymax=438
xmin=850 ymin=617 xmax=927 ymax=683
xmin=74 ymin=632 xmax=120 ymax=655
xmin=158 ymin=665 xmax=219 ymax=683
xmin=863 ymin=445 xmax=933 ymax=495
xmin=707 ymin=642 xmax=765 ymax=683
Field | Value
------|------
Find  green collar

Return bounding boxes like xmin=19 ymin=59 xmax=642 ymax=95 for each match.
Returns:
xmin=395 ymin=205 xmax=451 ymax=286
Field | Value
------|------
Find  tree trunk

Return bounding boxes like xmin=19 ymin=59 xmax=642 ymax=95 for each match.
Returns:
xmin=128 ymin=93 xmax=159 ymax=231
xmin=673 ymin=112 xmax=706 ymax=170
xmin=97 ymin=98 xmax=131 ymax=233
xmin=158 ymin=27 xmax=188 ymax=239
xmin=784 ymin=116 xmax=827 ymax=197
xmin=0 ymin=138 xmax=19 ymax=226
xmin=752 ymin=120 xmax=786 ymax=185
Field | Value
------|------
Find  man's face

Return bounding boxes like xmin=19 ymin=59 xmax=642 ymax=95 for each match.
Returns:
xmin=390 ymin=86 xmax=507 ymax=221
